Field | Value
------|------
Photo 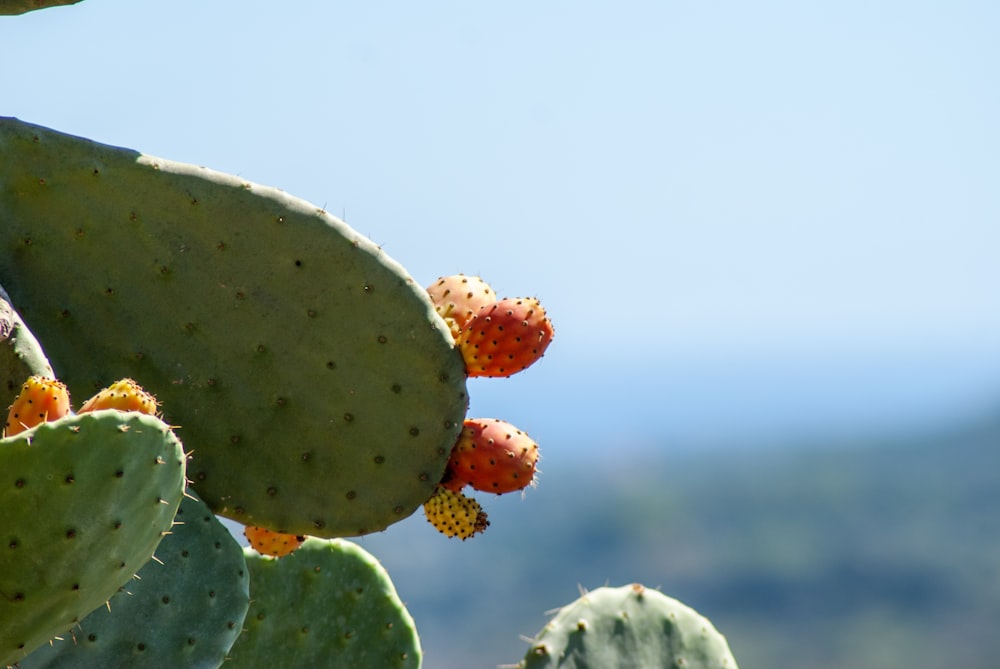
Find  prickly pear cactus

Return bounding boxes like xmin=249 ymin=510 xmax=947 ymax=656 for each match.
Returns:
xmin=0 ymin=0 xmax=82 ymax=15
xmin=0 ymin=117 xmax=468 ymax=538
xmin=227 ymin=537 xmax=420 ymax=668
xmin=18 ymin=490 xmax=249 ymax=669
xmin=518 ymin=584 xmax=739 ymax=669
xmin=0 ymin=411 xmax=187 ymax=667
xmin=0 ymin=289 xmax=54 ymax=406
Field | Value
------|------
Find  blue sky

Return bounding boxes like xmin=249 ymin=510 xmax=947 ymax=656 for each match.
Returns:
xmin=4 ymin=1 xmax=1000 ymax=446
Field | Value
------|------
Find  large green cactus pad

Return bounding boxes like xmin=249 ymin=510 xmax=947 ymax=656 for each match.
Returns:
xmin=0 ymin=411 xmax=186 ymax=667
xmin=227 ymin=538 xmax=421 ymax=668
xmin=0 ymin=117 xmax=468 ymax=537
xmin=518 ymin=584 xmax=739 ymax=669
xmin=18 ymin=491 xmax=249 ymax=669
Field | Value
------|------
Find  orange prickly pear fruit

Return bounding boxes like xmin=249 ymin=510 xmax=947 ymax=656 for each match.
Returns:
xmin=78 ymin=378 xmax=158 ymax=416
xmin=426 ymin=274 xmax=496 ymax=341
xmin=243 ymin=525 xmax=306 ymax=557
xmin=445 ymin=418 xmax=539 ymax=495
xmin=455 ymin=297 xmax=554 ymax=377
xmin=4 ymin=375 xmax=72 ymax=436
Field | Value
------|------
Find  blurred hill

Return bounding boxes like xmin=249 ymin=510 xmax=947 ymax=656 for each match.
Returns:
xmin=355 ymin=410 xmax=1000 ymax=668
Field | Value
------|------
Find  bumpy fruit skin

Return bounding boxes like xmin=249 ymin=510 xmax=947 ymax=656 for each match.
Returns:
xmin=244 ymin=525 xmax=307 ymax=558
xmin=455 ymin=297 xmax=554 ymax=377
xmin=447 ymin=418 xmax=539 ymax=495
xmin=423 ymin=486 xmax=490 ymax=540
xmin=426 ymin=274 xmax=496 ymax=340
xmin=4 ymin=375 xmax=71 ymax=436
xmin=77 ymin=378 xmax=158 ymax=416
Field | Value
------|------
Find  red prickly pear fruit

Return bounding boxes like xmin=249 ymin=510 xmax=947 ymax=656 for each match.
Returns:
xmin=78 ymin=378 xmax=158 ymax=416
xmin=423 ymin=485 xmax=489 ymax=540
xmin=455 ymin=297 xmax=554 ymax=377
xmin=426 ymin=274 xmax=496 ymax=341
xmin=4 ymin=375 xmax=72 ymax=437
xmin=446 ymin=418 xmax=540 ymax=495
xmin=243 ymin=525 xmax=306 ymax=557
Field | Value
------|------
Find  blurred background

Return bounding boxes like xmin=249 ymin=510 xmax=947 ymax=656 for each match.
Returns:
xmin=5 ymin=1 xmax=1000 ymax=666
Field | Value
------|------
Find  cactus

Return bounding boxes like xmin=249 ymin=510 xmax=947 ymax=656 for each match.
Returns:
xmin=18 ymin=490 xmax=249 ymax=669
xmin=226 ymin=537 xmax=421 ymax=668
xmin=0 ymin=411 xmax=187 ymax=667
xmin=517 ymin=584 xmax=739 ymax=669
xmin=0 ymin=290 xmax=54 ymax=401
xmin=0 ymin=0 xmax=82 ymax=16
xmin=0 ymin=116 xmax=467 ymax=538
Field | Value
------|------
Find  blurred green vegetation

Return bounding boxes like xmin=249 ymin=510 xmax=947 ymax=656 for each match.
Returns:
xmin=358 ymin=412 xmax=1000 ymax=668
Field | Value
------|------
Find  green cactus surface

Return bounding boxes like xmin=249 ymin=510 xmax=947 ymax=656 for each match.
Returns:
xmin=227 ymin=537 xmax=421 ymax=668
xmin=0 ymin=117 xmax=468 ymax=538
xmin=0 ymin=290 xmax=54 ymax=408
xmin=18 ymin=490 xmax=249 ymax=669
xmin=0 ymin=411 xmax=186 ymax=667
xmin=0 ymin=0 xmax=82 ymax=15
xmin=518 ymin=584 xmax=739 ymax=669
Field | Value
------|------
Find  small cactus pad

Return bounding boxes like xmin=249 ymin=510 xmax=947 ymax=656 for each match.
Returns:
xmin=426 ymin=274 xmax=496 ymax=340
xmin=0 ymin=291 xmax=55 ymax=409
xmin=78 ymin=377 xmax=158 ymax=416
xmin=0 ymin=0 xmax=82 ymax=15
xmin=0 ymin=411 xmax=187 ymax=667
xmin=4 ymin=375 xmax=71 ymax=436
xmin=518 ymin=584 xmax=739 ymax=669
xmin=446 ymin=417 xmax=539 ymax=495
xmin=456 ymin=297 xmax=554 ymax=377
xmin=243 ymin=525 xmax=306 ymax=558
xmin=18 ymin=490 xmax=250 ymax=669
xmin=423 ymin=485 xmax=490 ymax=539
xmin=0 ymin=117 xmax=468 ymax=537
xmin=226 ymin=538 xmax=421 ymax=668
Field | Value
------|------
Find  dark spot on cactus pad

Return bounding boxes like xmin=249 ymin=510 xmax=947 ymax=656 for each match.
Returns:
xmin=307 ymin=309 xmax=317 ymax=318
xmin=137 ymin=643 xmax=146 ymax=651
xmin=196 ymin=471 xmax=207 ymax=481
xmin=409 ymin=427 xmax=420 ymax=436
xmin=256 ymin=344 xmax=266 ymax=353
xmin=88 ymin=633 xmax=97 ymax=642
xmin=234 ymin=506 xmax=245 ymax=515
xmin=13 ymin=592 xmax=24 ymax=602
xmin=115 ymin=469 xmax=124 ymax=478
xmin=314 ymin=519 xmax=326 ymax=530
xmin=301 ymin=452 xmax=312 ymax=462
xmin=378 ymin=335 xmax=388 ymax=344
xmin=294 ymin=259 xmax=303 ymax=267
xmin=162 ymin=596 xmax=170 ymax=604
xmin=216 ymin=241 xmax=226 ymax=251
xmin=64 ymin=474 xmax=75 ymax=484
xmin=187 ymin=637 xmax=196 ymax=646
xmin=114 ymin=521 xmax=122 ymax=529
xmin=394 ymin=505 xmax=404 ymax=514
xmin=276 ymin=397 xmax=287 ymax=407
xmin=65 ymin=529 xmax=76 ymax=539
xmin=267 ymin=486 xmax=277 ymax=497
xmin=327 ymin=361 xmax=337 ymax=369
xmin=343 ymin=413 xmax=354 ymax=422
xmin=391 ymin=383 xmax=402 ymax=393
xmin=8 ymin=539 xmax=17 ymax=549
xmin=374 ymin=455 xmax=385 ymax=464
xmin=345 ymin=490 xmax=357 ymax=500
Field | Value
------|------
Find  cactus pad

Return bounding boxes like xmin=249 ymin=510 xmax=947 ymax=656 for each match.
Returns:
xmin=18 ymin=490 xmax=249 ymax=669
xmin=0 ymin=411 xmax=186 ymax=667
xmin=0 ymin=117 xmax=468 ymax=537
xmin=519 ymin=584 xmax=739 ymax=669
xmin=227 ymin=537 xmax=421 ymax=668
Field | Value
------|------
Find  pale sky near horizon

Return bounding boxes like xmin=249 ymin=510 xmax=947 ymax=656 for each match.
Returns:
xmin=4 ymin=1 xmax=1000 ymax=443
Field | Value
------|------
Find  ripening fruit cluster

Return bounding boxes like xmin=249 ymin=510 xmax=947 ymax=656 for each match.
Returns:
xmin=423 ymin=274 xmax=552 ymax=540
xmin=3 ymin=375 xmax=159 ymax=437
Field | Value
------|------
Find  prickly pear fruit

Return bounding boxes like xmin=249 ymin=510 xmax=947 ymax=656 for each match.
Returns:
xmin=426 ymin=274 xmax=496 ymax=340
xmin=455 ymin=297 xmax=554 ymax=377
xmin=78 ymin=378 xmax=158 ymax=416
xmin=446 ymin=418 xmax=539 ymax=495
xmin=4 ymin=375 xmax=71 ymax=436
xmin=423 ymin=486 xmax=489 ymax=539
xmin=244 ymin=525 xmax=306 ymax=558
